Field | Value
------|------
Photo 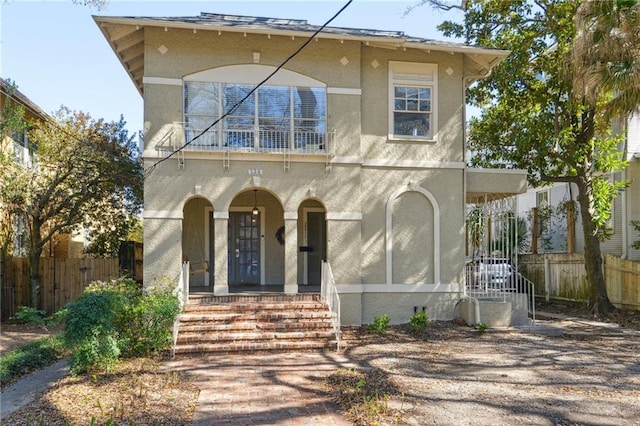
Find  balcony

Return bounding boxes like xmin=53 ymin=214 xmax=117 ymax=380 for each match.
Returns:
xmin=156 ymin=122 xmax=334 ymax=156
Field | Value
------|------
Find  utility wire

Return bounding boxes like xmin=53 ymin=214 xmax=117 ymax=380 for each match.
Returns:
xmin=144 ymin=0 xmax=353 ymax=177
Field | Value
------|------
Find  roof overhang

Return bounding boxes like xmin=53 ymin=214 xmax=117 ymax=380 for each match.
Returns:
xmin=93 ymin=14 xmax=509 ymax=96
xmin=465 ymin=168 xmax=528 ymax=203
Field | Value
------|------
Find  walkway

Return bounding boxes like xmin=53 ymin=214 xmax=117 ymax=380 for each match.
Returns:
xmin=163 ymin=351 xmax=356 ymax=425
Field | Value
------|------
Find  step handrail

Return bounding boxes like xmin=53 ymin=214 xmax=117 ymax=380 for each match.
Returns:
xmin=321 ymin=261 xmax=341 ymax=350
xmin=171 ymin=261 xmax=190 ymax=358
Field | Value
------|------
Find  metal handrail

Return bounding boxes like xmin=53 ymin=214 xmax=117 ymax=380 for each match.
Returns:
xmin=157 ymin=122 xmax=334 ymax=155
xmin=321 ymin=261 xmax=341 ymax=350
xmin=465 ymin=262 xmax=536 ymax=325
xmin=171 ymin=261 xmax=190 ymax=358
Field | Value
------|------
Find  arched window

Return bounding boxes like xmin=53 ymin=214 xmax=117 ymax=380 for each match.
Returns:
xmin=183 ymin=65 xmax=327 ymax=152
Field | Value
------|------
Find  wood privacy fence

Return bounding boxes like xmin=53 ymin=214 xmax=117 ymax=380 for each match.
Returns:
xmin=1 ymin=257 xmax=119 ymax=319
xmin=605 ymin=255 xmax=640 ymax=310
xmin=519 ymin=253 xmax=640 ymax=310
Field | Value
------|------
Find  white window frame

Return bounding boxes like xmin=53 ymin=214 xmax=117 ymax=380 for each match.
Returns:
xmin=183 ymin=64 xmax=327 ymax=151
xmin=388 ymin=61 xmax=438 ymax=142
xmin=536 ymin=190 xmax=549 ymax=236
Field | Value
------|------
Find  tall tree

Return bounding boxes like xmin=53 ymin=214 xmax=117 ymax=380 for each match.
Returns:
xmin=0 ymin=106 xmax=143 ymax=309
xmin=417 ymin=0 xmax=640 ymax=315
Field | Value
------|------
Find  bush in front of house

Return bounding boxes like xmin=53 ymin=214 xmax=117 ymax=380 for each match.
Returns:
xmin=367 ymin=315 xmax=390 ymax=334
xmin=63 ymin=278 xmax=180 ymax=374
xmin=409 ymin=311 xmax=429 ymax=333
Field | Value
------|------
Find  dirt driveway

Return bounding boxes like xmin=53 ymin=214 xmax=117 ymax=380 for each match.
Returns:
xmin=340 ymin=322 xmax=640 ymax=425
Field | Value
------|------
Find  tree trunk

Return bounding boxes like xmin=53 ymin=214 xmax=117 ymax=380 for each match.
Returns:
xmin=575 ymin=176 xmax=616 ymax=316
xmin=29 ymin=219 xmax=43 ymax=310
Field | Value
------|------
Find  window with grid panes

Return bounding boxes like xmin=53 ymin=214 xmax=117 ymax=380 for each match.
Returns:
xmin=388 ymin=61 xmax=437 ymax=141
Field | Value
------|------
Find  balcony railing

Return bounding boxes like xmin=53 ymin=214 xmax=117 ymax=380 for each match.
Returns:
xmin=157 ymin=122 xmax=334 ymax=155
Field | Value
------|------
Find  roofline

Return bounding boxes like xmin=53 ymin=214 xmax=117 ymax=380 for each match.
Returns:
xmin=0 ymin=78 xmax=51 ymax=121
xmin=92 ymin=15 xmax=510 ymax=58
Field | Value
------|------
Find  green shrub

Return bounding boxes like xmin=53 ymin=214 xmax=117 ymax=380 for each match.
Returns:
xmin=409 ymin=311 xmax=429 ymax=333
xmin=0 ymin=335 xmax=66 ymax=389
xmin=367 ymin=315 xmax=390 ymax=334
xmin=11 ymin=306 xmax=68 ymax=328
xmin=64 ymin=278 xmax=180 ymax=375
xmin=11 ymin=306 xmax=48 ymax=326
xmin=121 ymin=282 xmax=181 ymax=355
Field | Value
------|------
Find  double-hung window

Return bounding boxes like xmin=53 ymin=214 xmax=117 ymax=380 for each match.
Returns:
xmin=388 ymin=61 xmax=437 ymax=141
xmin=183 ymin=66 xmax=326 ymax=152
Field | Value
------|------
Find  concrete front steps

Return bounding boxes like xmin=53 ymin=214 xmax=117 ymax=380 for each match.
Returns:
xmin=174 ymin=293 xmax=338 ymax=355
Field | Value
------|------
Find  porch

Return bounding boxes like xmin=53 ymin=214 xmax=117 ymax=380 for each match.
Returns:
xmin=464 ymin=168 xmax=534 ymax=327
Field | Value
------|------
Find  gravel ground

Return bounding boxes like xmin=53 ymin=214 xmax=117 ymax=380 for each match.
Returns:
xmin=337 ymin=319 xmax=640 ymax=426
xmin=2 ymin=302 xmax=639 ymax=425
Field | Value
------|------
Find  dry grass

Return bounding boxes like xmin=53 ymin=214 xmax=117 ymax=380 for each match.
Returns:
xmin=2 ymin=356 xmax=199 ymax=426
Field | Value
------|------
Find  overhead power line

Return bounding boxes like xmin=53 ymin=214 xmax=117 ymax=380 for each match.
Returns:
xmin=144 ymin=0 xmax=353 ymax=177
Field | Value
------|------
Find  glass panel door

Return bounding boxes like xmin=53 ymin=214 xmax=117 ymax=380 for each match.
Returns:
xmin=228 ymin=212 xmax=260 ymax=285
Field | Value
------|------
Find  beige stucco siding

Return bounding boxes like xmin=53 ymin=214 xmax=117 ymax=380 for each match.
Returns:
xmin=360 ymin=46 xmax=464 ymax=163
xmin=361 ymin=293 xmax=460 ymax=325
xmin=143 ymin=217 xmax=182 ymax=284
xmin=143 ymin=159 xmax=361 ymax=213
xmin=360 ymin=168 xmax=465 ymax=285
xmin=145 ymin=28 xmax=362 ymax=87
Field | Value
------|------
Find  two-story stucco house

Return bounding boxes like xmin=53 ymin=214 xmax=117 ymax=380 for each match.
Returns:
xmin=94 ymin=12 xmax=526 ymax=325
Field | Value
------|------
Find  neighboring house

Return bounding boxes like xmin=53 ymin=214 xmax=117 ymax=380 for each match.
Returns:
xmin=517 ymin=113 xmax=640 ymax=262
xmin=1 ymin=78 xmax=45 ymax=258
xmin=94 ymin=12 xmax=526 ymax=325
xmin=0 ymin=78 xmax=86 ymax=259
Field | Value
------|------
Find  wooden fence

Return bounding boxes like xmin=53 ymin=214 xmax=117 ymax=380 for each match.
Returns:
xmin=519 ymin=253 xmax=640 ymax=310
xmin=1 ymin=257 xmax=119 ymax=319
xmin=604 ymin=254 xmax=640 ymax=310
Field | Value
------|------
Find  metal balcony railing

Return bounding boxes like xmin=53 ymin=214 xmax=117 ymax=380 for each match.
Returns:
xmin=158 ymin=122 xmax=334 ymax=155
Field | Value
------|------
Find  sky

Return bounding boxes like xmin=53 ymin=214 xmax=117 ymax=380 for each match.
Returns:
xmin=1 ymin=0 xmax=466 ymax=137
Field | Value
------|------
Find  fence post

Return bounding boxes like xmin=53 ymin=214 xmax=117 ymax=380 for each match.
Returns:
xmin=544 ymin=257 xmax=550 ymax=302
xmin=532 ymin=208 xmax=538 ymax=254
xmin=566 ymin=201 xmax=575 ymax=254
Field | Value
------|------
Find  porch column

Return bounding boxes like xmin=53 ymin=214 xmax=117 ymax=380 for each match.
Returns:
xmin=141 ymin=210 xmax=183 ymax=288
xmin=213 ymin=212 xmax=229 ymax=295
xmin=284 ymin=212 xmax=298 ymax=294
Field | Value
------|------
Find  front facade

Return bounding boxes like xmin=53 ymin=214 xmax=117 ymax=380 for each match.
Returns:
xmin=95 ymin=13 xmax=526 ymax=325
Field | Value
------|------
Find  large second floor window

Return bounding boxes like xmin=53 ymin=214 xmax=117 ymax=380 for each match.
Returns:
xmin=184 ymin=71 xmax=327 ymax=152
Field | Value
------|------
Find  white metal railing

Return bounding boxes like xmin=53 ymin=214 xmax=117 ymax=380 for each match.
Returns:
xmin=171 ymin=261 xmax=190 ymax=358
xmin=167 ymin=122 xmax=334 ymax=155
xmin=321 ymin=261 xmax=341 ymax=350
xmin=465 ymin=259 xmax=536 ymax=324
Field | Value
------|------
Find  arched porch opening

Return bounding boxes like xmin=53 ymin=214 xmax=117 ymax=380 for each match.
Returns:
xmin=228 ymin=188 xmax=284 ymax=292
xmin=182 ymin=196 xmax=214 ymax=293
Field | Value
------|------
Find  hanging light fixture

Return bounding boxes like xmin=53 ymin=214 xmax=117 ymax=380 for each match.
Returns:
xmin=252 ymin=189 xmax=259 ymax=217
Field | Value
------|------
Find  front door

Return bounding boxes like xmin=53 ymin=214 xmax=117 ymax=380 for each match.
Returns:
xmin=305 ymin=210 xmax=326 ymax=285
xmin=228 ymin=212 xmax=261 ymax=285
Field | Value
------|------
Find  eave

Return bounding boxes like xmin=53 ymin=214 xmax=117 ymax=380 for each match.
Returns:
xmin=93 ymin=15 xmax=509 ymax=96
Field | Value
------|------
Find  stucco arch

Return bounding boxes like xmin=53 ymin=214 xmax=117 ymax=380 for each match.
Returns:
xmin=385 ymin=183 xmax=440 ymax=285
xmin=184 ymin=64 xmax=327 ymax=87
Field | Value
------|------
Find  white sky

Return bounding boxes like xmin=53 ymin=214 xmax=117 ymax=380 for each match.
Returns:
xmin=1 ymin=0 xmax=466 ymax=136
